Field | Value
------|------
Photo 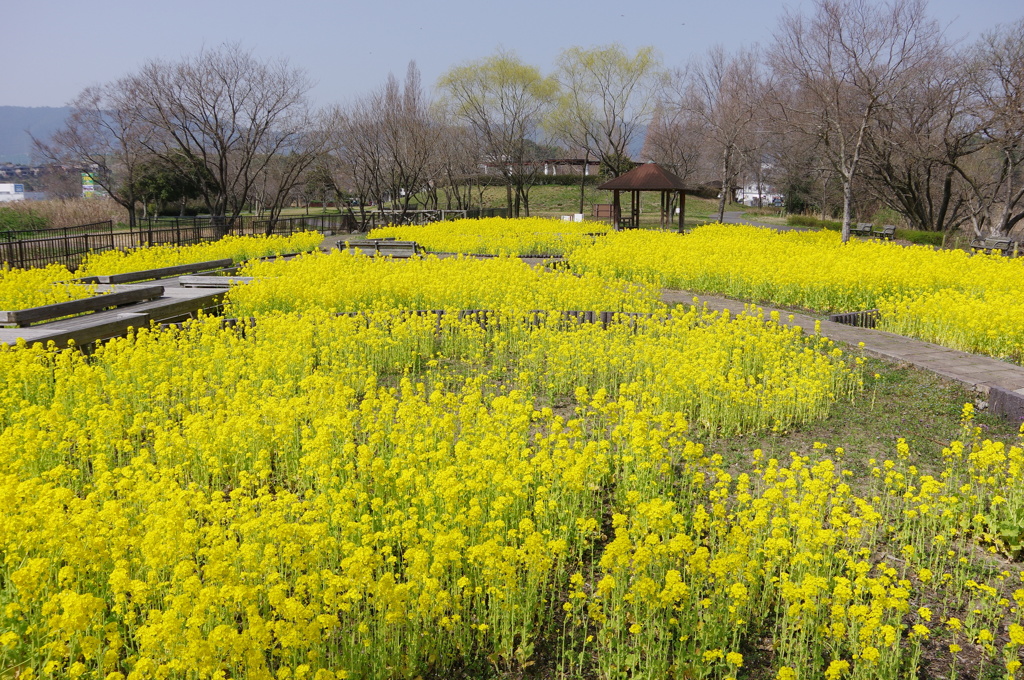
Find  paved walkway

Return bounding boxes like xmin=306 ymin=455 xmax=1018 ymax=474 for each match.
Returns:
xmin=661 ymin=289 xmax=1024 ymax=400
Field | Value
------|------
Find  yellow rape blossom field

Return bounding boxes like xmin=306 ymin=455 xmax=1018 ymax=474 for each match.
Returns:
xmin=0 ymin=264 xmax=98 ymax=311
xmin=1 ymin=222 xmax=1024 ymax=679
xmin=231 ymin=252 xmax=659 ymax=316
xmin=369 ymin=217 xmax=611 ymax=256
xmin=568 ymin=224 xmax=1024 ymax=363
xmin=76 ymin=232 xmax=324 ymax=277
xmin=1 ymin=232 xmax=322 ymax=312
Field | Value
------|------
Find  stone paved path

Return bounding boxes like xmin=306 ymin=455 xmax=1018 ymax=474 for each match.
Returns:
xmin=661 ymin=289 xmax=1024 ymax=404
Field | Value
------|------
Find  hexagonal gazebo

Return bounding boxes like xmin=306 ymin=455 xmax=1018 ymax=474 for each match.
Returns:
xmin=596 ymin=162 xmax=688 ymax=232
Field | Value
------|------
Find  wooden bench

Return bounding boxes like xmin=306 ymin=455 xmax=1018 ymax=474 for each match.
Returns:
xmin=871 ymin=225 xmax=897 ymax=240
xmin=93 ymin=258 xmax=235 ymax=284
xmin=0 ymin=285 xmax=165 ymax=327
xmin=970 ymin=237 xmax=1016 ymax=256
xmin=339 ymin=240 xmax=419 ymax=258
xmin=178 ymin=275 xmax=255 ymax=288
xmin=851 ymin=223 xmax=873 ymax=237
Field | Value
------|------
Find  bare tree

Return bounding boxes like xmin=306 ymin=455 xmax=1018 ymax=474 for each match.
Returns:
xmin=432 ymin=122 xmax=481 ymax=211
xmin=123 ymin=44 xmax=317 ymax=232
xmin=33 ymin=81 xmax=157 ymax=228
xmin=640 ymin=102 xmax=707 ymax=218
xmin=770 ymin=0 xmax=946 ymax=241
xmin=642 ymin=103 xmax=705 ymax=183
xmin=859 ymin=48 xmax=977 ymax=233
xmin=955 ymin=18 xmax=1024 ymax=237
xmin=549 ymin=44 xmax=663 ymax=178
xmin=329 ymin=63 xmax=438 ymax=223
xmin=324 ymin=103 xmax=385 ymax=226
xmin=438 ymin=50 xmax=557 ymax=217
xmin=681 ymin=46 xmax=768 ymax=221
xmin=247 ymin=114 xmax=329 ymax=230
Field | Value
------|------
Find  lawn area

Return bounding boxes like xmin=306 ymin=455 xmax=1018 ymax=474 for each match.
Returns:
xmin=472 ymin=184 xmax=727 ymax=226
xmin=272 ymin=187 xmax=757 ymax=231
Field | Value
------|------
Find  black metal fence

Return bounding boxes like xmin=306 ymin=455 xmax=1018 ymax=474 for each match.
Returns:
xmin=0 ymin=215 xmax=353 ymax=271
xmin=1 ymin=210 xmax=507 ymax=271
xmin=136 ymin=214 xmax=355 ymax=238
xmin=0 ymin=220 xmax=116 ymax=243
xmin=466 ymin=208 xmax=508 ymax=219
xmin=828 ymin=309 xmax=879 ymax=328
xmin=1 ymin=222 xmax=120 ymax=270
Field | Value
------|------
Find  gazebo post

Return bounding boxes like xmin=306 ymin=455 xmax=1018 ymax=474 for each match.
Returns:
xmin=612 ymin=190 xmax=621 ymax=230
xmin=678 ymin=190 xmax=686 ymax=233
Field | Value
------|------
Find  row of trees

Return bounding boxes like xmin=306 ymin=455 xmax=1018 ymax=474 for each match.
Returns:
xmin=36 ymin=41 xmax=662 ymax=230
xmin=39 ymin=0 xmax=1024 ymax=241
xmin=37 ymin=46 xmax=322 ymax=231
xmin=646 ymin=0 xmax=1024 ymax=241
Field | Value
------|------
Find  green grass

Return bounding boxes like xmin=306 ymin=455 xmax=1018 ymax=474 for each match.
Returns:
xmin=266 ymin=188 xmax=740 ymax=230
xmin=465 ymin=185 xmax=730 ymax=229
xmin=895 ymin=228 xmax=944 ymax=247
xmin=0 ymin=207 xmax=49 ymax=233
xmin=705 ymin=357 xmax=1018 ymax=482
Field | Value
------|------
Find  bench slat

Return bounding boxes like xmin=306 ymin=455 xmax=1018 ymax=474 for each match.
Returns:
xmin=96 ymin=258 xmax=235 ymax=284
xmin=971 ymin=238 xmax=1016 ymax=255
xmin=0 ymin=285 xmax=165 ymax=326
xmin=339 ymin=241 xmax=419 ymax=257
xmin=178 ymin=275 xmax=255 ymax=288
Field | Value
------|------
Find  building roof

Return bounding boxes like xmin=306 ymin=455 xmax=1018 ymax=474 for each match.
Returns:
xmin=596 ymin=162 xmax=687 ymax=191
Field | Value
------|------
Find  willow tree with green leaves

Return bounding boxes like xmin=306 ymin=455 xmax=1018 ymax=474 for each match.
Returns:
xmin=549 ymin=44 xmax=663 ymax=185
xmin=438 ymin=51 xmax=558 ymax=217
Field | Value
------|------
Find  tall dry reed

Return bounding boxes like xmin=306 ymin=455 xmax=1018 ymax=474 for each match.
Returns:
xmin=1 ymin=197 xmax=127 ymax=229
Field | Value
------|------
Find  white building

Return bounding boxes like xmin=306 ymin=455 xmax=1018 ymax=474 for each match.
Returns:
xmin=734 ymin=183 xmax=783 ymax=207
xmin=0 ymin=183 xmax=26 ymax=202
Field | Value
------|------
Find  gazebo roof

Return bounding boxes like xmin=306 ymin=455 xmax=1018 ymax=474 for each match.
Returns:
xmin=596 ymin=162 xmax=687 ymax=191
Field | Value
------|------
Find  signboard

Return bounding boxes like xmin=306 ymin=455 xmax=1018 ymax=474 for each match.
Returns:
xmin=81 ymin=173 xmax=107 ymax=199
xmin=13 ymin=184 xmax=23 ymax=193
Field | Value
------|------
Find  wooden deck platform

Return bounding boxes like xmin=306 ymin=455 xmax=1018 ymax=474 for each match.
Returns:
xmin=0 ymin=284 xmax=225 ymax=348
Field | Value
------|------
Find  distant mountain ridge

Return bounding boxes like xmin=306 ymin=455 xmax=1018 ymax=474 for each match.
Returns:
xmin=0 ymin=106 xmax=72 ymax=164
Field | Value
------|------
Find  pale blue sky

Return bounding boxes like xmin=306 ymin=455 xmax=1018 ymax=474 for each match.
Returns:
xmin=5 ymin=0 xmax=1022 ymax=108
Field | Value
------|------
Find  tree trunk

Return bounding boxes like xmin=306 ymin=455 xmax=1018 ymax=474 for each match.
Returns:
xmin=840 ymin=177 xmax=853 ymax=243
xmin=578 ymin=150 xmax=590 ymax=215
xmin=124 ymin=195 xmax=137 ymax=230
xmin=717 ymin=147 xmax=731 ymax=222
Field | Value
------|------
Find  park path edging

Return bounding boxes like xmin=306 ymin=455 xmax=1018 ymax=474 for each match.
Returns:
xmin=662 ymin=288 xmax=1024 ymax=422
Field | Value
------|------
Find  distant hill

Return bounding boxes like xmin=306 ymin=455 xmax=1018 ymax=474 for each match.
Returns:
xmin=0 ymin=106 xmax=71 ymax=164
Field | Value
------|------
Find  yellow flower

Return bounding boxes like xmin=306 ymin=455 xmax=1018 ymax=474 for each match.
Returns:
xmin=824 ymin=659 xmax=850 ymax=680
